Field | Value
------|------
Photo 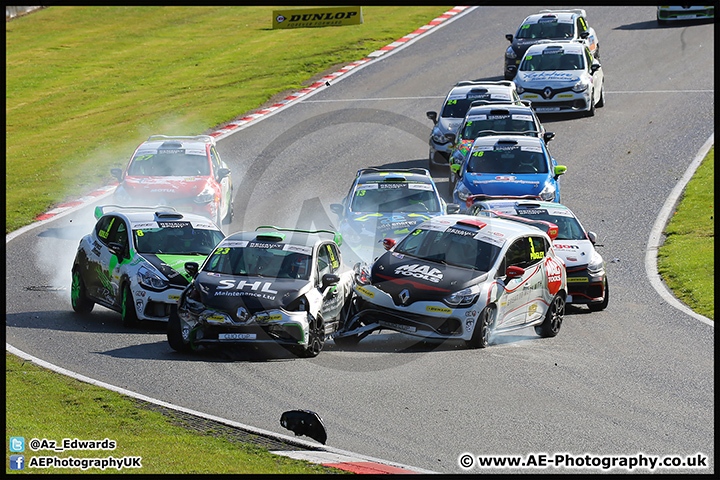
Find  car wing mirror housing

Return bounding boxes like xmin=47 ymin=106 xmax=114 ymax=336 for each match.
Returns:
xmin=185 ymin=262 xmax=199 ymax=278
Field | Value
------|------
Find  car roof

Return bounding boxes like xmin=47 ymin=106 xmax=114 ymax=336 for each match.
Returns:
xmin=525 ymin=41 xmax=586 ymax=55
xmin=522 ymin=9 xmax=585 ymax=24
xmin=137 ymin=134 xmax=215 ymax=150
xmin=222 ymin=226 xmax=342 ymax=249
xmin=355 ymin=168 xmax=434 ymax=184
xmin=420 ymin=214 xmax=551 ymax=240
xmin=464 ymin=103 xmax=536 ymax=117
xmin=470 ymin=134 xmax=545 ymax=148
xmin=474 ymin=198 xmax=576 ymax=215
xmin=94 ymin=205 xmax=221 ymax=228
xmin=448 ymin=80 xmax=516 ymax=97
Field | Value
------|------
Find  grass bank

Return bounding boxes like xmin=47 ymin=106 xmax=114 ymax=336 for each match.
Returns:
xmin=6 ymin=5 xmax=452 ymax=233
xmin=657 ymin=148 xmax=714 ymax=320
xmin=5 ymin=353 xmax=347 ymax=474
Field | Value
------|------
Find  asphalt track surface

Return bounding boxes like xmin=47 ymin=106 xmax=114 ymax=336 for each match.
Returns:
xmin=6 ymin=6 xmax=714 ymax=474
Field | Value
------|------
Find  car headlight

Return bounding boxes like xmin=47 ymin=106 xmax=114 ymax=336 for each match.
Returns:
xmin=137 ymin=265 xmax=169 ymax=290
xmin=505 ymin=46 xmax=517 ymax=59
xmin=515 ymin=84 xmax=525 ymax=94
xmin=354 ymin=264 xmax=372 ymax=286
xmin=539 ymin=183 xmax=556 ymax=202
xmin=455 ymin=181 xmax=471 ymax=202
xmin=445 ymin=286 xmax=480 ymax=307
xmin=430 ymin=127 xmax=450 ymax=145
xmin=572 ymin=80 xmax=589 ymax=93
xmin=193 ymin=185 xmax=216 ymax=205
xmin=587 ymin=251 xmax=605 ymax=275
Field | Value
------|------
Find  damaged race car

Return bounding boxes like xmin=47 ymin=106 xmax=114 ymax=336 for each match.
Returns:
xmin=167 ymin=226 xmax=354 ymax=357
xmin=71 ymin=205 xmax=225 ymax=326
xmin=335 ymin=214 xmax=567 ymax=348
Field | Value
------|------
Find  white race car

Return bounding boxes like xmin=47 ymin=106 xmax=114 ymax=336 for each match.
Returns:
xmin=513 ymin=41 xmax=605 ymax=116
xmin=336 ymin=214 xmax=567 ymax=348
xmin=71 ymin=206 xmax=225 ymax=326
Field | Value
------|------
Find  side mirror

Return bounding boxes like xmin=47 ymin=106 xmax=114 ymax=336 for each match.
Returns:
xmin=321 ymin=273 xmax=340 ymax=289
xmin=426 ymin=111 xmax=438 ymax=124
xmin=554 ymin=165 xmax=567 ymax=178
xmin=111 ymin=168 xmax=123 ymax=181
xmin=544 ymin=132 xmax=555 ymax=143
xmin=590 ymin=62 xmax=601 ymax=73
xmin=587 ymin=231 xmax=597 ymax=244
xmin=329 ymin=203 xmax=344 ymax=216
xmin=445 ymin=133 xmax=456 ymax=145
xmin=217 ymin=167 xmax=230 ymax=180
xmin=382 ymin=238 xmax=396 ymax=251
xmin=580 ymin=30 xmax=589 ymax=39
xmin=506 ymin=265 xmax=525 ymax=278
xmin=446 ymin=203 xmax=461 ymax=214
xmin=506 ymin=34 xmax=513 ymax=42
xmin=108 ymin=242 xmax=125 ymax=258
xmin=184 ymin=262 xmax=199 ymax=278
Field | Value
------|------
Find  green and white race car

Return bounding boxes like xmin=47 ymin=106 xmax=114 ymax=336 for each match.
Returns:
xmin=71 ymin=205 xmax=225 ymax=326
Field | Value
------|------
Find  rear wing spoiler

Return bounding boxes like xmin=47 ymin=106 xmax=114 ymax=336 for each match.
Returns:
xmin=147 ymin=134 xmax=215 ymax=145
xmin=255 ymin=225 xmax=343 ymax=247
xmin=539 ymin=9 xmax=586 ymax=17
xmin=93 ymin=204 xmax=179 ymax=220
xmin=466 ymin=194 xmax=543 ymax=210
xmin=480 ymin=209 xmax=558 ymax=240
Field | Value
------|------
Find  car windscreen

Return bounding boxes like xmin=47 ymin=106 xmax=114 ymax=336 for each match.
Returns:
xmin=519 ymin=52 xmax=584 ymax=71
xmin=203 ymin=242 xmax=312 ymax=280
xmin=133 ymin=223 xmax=224 ymax=255
xmin=350 ymin=182 xmax=440 ymax=213
xmin=462 ymin=114 xmax=537 ymax=139
xmin=516 ymin=21 xmax=573 ymax=40
xmin=127 ymin=152 xmax=211 ymax=176
xmin=394 ymin=227 xmax=501 ymax=272
xmin=466 ymin=145 xmax=548 ymax=174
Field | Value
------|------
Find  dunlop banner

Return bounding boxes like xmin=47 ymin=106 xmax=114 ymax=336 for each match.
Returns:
xmin=273 ymin=6 xmax=363 ymax=29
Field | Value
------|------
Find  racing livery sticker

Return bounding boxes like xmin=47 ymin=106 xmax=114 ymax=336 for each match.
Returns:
xmin=545 ymin=256 xmax=563 ymax=295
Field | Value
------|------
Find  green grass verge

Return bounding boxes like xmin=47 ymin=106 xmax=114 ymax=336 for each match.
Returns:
xmin=6 ymin=353 xmax=348 ymax=474
xmin=657 ymin=147 xmax=714 ymax=320
xmin=6 ymin=5 xmax=452 ymax=233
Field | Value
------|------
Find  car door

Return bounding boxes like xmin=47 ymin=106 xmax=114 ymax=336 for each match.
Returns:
xmin=524 ymin=235 xmax=550 ymax=324
xmin=495 ymin=236 xmax=537 ymax=328
xmin=316 ymin=243 xmax=345 ymax=322
xmin=87 ymin=215 xmax=126 ymax=306
xmin=104 ymin=216 xmax=133 ymax=308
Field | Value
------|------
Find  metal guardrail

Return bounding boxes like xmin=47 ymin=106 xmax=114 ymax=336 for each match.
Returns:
xmin=6 ymin=6 xmax=44 ymax=21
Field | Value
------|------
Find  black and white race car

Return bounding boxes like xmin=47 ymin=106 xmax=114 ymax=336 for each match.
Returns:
xmin=336 ymin=214 xmax=567 ymax=348
xmin=167 ymin=226 xmax=354 ymax=357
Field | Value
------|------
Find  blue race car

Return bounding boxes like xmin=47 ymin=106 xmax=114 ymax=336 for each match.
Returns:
xmin=330 ymin=168 xmax=459 ymax=264
xmin=451 ymin=135 xmax=567 ymax=211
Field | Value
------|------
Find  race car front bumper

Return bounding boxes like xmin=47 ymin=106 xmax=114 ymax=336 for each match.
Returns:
xmin=519 ymin=90 xmax=591 ymax=114
xmin=564 ymin=266 xmax=606 ymax=305
xmin=178 ymin=307 xmax=310 ymax=347
xmin=134 ymin=286 xmax=184 ymax=322
xmin=349 ymin=285 xmax=476 ymax=340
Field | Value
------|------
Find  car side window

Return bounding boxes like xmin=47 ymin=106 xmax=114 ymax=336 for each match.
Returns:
xmin=505 ymin=238 xmax=529 ymax=269
xmin=106 ymin=217 xmax=129 ymax=257
xmin=528 ymin=236 xmax=547 ymax=265
xmin=210 ymin=147 xmax=222 ymax=177
xmin=317 ymin=243 xmax=340 ymax=278
xmin=585 ymin=48 xmax=593 ymax=71
xmin=95 ymin=216 xmax=117 ymax=246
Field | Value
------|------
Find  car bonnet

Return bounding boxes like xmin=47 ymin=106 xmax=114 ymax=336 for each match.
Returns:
xmin=142 ymin=253 xmax=210 ymax=286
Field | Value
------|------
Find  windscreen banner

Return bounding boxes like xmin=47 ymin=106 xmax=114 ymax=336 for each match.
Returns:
xmin=272 ymin=6 xmax=363 ymax=29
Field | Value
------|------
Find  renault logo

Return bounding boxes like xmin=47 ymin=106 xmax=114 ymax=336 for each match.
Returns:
xmin=543 ymin=87 xmax=553 ymax=99
xmin=399 ymin=289 xmax=410 ymax=305
xmin=236 ymin=307 xmax=249 ymax=323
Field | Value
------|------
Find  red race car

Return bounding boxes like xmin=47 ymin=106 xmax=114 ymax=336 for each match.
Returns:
xmin=112 ymin=135 xmax=233 ymax=226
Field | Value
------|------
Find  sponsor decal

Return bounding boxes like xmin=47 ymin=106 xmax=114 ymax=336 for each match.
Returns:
xmin=426 ymin=305 xmax=452 ymax=314
xmin=356 ymin=285 xmax=375 ymax=298
xmin=378 ymin=320 xmax=416 ymax=333
xmin=567 ymin=277 xmax=589 ymax=283
xmin=395 ymin=264 xmax=444 ymax=283
xmin=554 ymin=244 xmax=580 ymax=249
xmin=256 ymin=314 xmax=283 ymax=322
xmin=529 ymin=304 xmax=538 ymax=314
xmin=545 ymin=257 xmax=563 ymax=295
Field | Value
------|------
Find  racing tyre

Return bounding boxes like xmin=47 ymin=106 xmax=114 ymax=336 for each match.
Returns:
xmin=121 ymin=284 xmax=139 ymax=328
xmin=596 ymin=86 xmax=605 ymax=108
xmin=586 ymin=90 xmax=596 ymax=117
xmin=297 ymin=315 xmax=324 ymax=358
xmin=167 ymin=305 xmax=195 ymax=353
xmin=588 ymin=277 xmax=609 ymax=311
xmin=71 ymin=269 xmax=94 ymax=314
xmin=466 ymin=305 xmax=495 ymax=349
xmin=535 ymin=294 xmax=565 ymax=338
